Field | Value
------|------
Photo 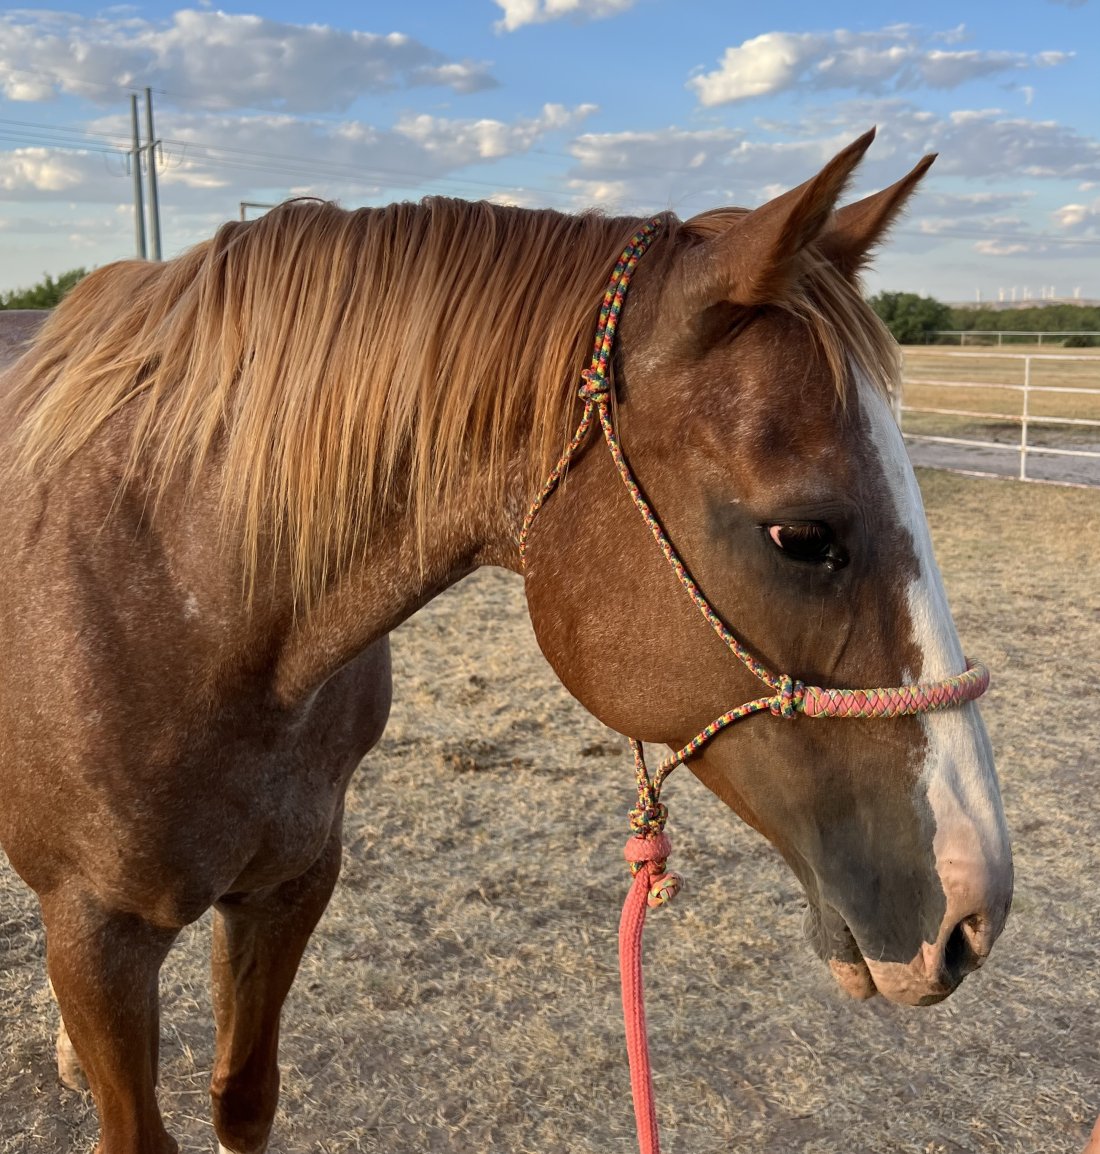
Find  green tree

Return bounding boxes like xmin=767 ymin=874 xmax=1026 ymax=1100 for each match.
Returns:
xmin=0 ymin=268 xmax=87 ymax=310
xmin=947 ymin=303 xmax=1100 ymax=336
xmin=867 ymin=291 xmax=953 ymax=345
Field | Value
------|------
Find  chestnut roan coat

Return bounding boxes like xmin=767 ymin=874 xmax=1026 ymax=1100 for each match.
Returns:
xmin=0 ymin=131 xmax=1012 ymax=1154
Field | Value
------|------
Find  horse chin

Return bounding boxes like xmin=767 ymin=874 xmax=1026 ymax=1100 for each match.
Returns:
xmin=827 ymin=955 xmax=878 ymax=1000
xmin=803 ymin=899 xmax=878 ymax=1000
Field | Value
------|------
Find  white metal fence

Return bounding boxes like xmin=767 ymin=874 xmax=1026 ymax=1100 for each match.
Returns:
xmin=898 ymin=349 xmax=1100 ymax=487
xmin=929 ymin=329 xmax=1098 ymax=347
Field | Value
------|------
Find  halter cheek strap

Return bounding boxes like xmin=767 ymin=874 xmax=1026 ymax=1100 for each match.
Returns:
xmin=519 ymin=217 xmax=989 ymax=1154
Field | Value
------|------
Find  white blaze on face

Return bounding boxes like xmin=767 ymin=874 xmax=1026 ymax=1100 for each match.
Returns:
xmin=858 ymin=376 xmax=1012 ymax=945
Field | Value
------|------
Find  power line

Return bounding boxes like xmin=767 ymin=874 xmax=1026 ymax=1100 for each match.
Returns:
xmin=0 ymin=113 xmax=574 ymax=201
xmin=0 ymin=116 xmax=129 ymax=147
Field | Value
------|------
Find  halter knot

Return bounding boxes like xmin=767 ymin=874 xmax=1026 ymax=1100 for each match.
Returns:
xmin=578 ymin=368 xmax=611 ymax=406
xmin=769 ymin=673 xmax=805 ymax=719
xmin=623 ymin=831 xmax=671 ymax=866
xmin=623 ymin=834 xmax=680 ymax=907
xmin=628 ymin=800 xmax=668 ymax=839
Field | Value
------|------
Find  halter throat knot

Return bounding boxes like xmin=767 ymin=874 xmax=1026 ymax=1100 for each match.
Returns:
xmin=578 ymin=368 xmax=611 ymax=406
xmin=769 ymin=673 xmax=805 ymax=719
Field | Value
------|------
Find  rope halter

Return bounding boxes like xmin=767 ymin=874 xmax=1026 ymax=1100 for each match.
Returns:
xmin=519 ymin=216 xmax=989 ymax=1154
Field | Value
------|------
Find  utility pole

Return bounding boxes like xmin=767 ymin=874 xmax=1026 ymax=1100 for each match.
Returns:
xmin=129 ymin=93 xmax=146 ymax=259
xmin=239 ymin=201 xmax=278 ymax=221
xmin=143 ymin=87 xmax=162 ymax=260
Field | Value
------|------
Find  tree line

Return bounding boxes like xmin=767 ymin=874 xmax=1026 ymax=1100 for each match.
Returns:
xmin=2 ymin=270 xmax=1098 ymax=347
xmin=0 ymin=269 xmax=87 ymax=310
xmin=867 ymin=291 xmax=1099 ymax=346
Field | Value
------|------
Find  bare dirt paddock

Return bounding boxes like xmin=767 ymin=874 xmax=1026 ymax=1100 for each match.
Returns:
xmin=1 ymin=465 xmax=1099 ymax=1153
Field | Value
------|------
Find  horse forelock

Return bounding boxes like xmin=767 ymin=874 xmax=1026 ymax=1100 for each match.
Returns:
xmin=11 ymin=198 xmax=647 ymax=607
xmin=681 ymin=206 xmax=901 ymax=404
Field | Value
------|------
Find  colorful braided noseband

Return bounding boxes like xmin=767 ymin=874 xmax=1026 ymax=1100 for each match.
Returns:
xmin=518 ymin=217 xmax=989 ymax=1154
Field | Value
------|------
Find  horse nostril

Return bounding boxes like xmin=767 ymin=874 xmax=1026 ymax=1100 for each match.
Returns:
xmin=943 ymin=914 xmax=987 ymax=983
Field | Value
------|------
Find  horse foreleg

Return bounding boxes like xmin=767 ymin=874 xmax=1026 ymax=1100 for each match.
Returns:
xmin=47 ymin=977 xmax=89 ymax=1091
xmin=41 ymin=888 xmax=179 ymax=1154
xmin=210 ymin=824 xmax=343 ymax=1154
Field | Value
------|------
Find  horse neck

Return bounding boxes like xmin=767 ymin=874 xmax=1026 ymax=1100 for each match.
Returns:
xmin=246 ymin=215 xmax=649 ymax=701
xmin=254 ymin=447 xmax=530 ymax=708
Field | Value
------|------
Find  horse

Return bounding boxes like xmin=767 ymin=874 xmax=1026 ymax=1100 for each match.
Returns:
xmin=0 ymin=128 xmax=1012 ymax=1154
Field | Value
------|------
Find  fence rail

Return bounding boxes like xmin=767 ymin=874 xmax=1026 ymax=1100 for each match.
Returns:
xmin=898 ymin=349 xmax=1100 ymax=487
xmin=929 ymin=329 xmax=1098 ymax=346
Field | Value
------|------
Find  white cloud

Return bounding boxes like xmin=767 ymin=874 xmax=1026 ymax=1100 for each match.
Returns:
xmin=688 ymin=26 xmax=1072 ymax=107
xmin=493 ymin=0 xmax=639 ymax=33
xmin=558 ymin=103 xmax=1100 ymax=274
xmin=933 ymin=111 xmax=1100 ymax=181
xmin=919 ymin=48 xmax=1030 ymax=88
xmin=692 ymin=34 xmax=804 ymax=103
xmin=1052 ymin=199 xmax=1100 ymax=234
xmin=1034 ymin=50 xmax=1075 ymax=67
xmin=0 ymin=9 xmax=496 ymax=113
xmin=0 ymin=147 xmax=87 ymax=193
xmin=567 ymin=125 xmax=741 ymax=208
xmin=1054 ymin=203 xmax=1091 ymax=227
xmin=926 ymin=191 xmax=1034 ymax=215
xmin=0 ymin=210 xmax=120 ymax=237
xmin=564 ymin=125 xmax=866 ymax=213
xmin=0 ymin=99 xmax=603 ymax=282
xmin=396 ymin=103 xmax=595 ymax=161
xmin=934 ymin=24 xmax=969 ymax=46
xmin=0 ymin=102 xmax=597 ymax=219
xmin=753 ymin=99 xmax=1100 ymax=186
xmin=973 ymin=239 xmax=1030 ymax=256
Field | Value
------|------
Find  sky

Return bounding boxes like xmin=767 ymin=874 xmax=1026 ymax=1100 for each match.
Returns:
xmin=1 ymin=0 xmax=1098 ymax=302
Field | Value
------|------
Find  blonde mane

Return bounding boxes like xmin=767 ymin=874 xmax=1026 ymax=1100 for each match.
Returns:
xmin=12 ymin=197 xmax=898 ymax=608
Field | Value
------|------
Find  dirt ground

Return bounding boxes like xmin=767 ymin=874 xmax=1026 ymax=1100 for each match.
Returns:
xmin=1 ymin=456 xmax=1099 ymax=1150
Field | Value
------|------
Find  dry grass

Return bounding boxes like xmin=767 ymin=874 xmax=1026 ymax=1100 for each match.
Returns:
xmin=2 ymin=470 xmax=1099 ymax=1153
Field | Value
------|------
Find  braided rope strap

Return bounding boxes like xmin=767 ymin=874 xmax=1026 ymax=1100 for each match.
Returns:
xmin=519 ymin=218 xmax=990 ymax=1154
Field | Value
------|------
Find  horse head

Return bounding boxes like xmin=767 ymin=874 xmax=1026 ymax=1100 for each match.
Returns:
xmin=523 ymin=130 xmax=1013 ymax=1007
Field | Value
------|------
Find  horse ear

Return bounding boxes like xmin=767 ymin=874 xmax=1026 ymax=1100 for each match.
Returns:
xmin=817 ymin=153 xmax=937 ymax=278
xmin=673 ymin=128 xmax=877 ymax=313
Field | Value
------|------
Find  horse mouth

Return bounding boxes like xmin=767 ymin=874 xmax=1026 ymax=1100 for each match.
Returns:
xmin=803 ymin=898 xmax=964 ymax=1007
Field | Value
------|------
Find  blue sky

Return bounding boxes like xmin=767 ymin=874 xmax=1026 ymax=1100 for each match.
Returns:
xmin=1 ymin=0 xmax=1098 ymax=301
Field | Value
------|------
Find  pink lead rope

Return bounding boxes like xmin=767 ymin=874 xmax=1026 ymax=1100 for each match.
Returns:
xmin=519 ymin=218 xmax=989 ymax=1154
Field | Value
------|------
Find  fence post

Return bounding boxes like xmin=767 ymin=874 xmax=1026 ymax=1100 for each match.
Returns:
xmin=1020 ymin=356 xmax=1031 ymax=481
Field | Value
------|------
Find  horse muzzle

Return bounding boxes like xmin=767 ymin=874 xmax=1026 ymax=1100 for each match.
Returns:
xmin=807 ymin=882 xmax=1011 ymax=1007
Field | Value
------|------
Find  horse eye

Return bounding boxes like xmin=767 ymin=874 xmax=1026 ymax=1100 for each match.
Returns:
xmin=766 ymin=522 xmax=848 ymax=569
